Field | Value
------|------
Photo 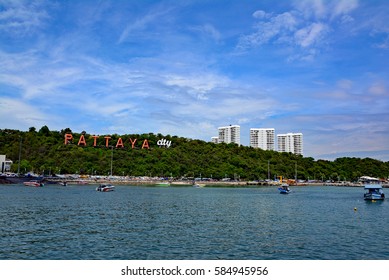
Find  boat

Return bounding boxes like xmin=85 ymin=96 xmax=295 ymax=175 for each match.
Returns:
xmin=156 ymin=182 xmax=170 ymax=187
xmin=278 ymin=183 xmax=291 ymax=194
xmin=193 ymin=183 xmax=205 ymax=188
xmin=96 ymin=184 xmax=115 ymax=192
xmin=364 ymin=184 xmax=385 ymax=201
xmin=3 ymin=174 xmax=44 ymax=184
xmin=24 ymin=180 xmax=44 ymax=187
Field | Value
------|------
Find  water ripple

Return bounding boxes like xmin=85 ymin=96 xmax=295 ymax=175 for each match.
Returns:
xmin=1 ymin=185 xmax=388 ymax=259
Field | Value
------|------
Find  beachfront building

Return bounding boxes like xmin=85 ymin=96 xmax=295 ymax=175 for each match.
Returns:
xmin=211 ymin=136 xmax=219 ymax=144
xmin=250 ymin=128 xmax=275 ymax=151
xmin=218 ymin=125 xmax=240 ymax=145
xmin=277 ymin=133 xmax=303 ymax=156
xmin=0 ymin=155 xmax=13 ymax=173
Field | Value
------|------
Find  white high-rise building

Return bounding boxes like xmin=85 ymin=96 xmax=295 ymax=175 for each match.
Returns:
xmin=218 ymin=125 xmax=240 ymax=145
xmin=250 ymin=128 xmax=275 ymax=150
xmin=277 ymin=133 xmax=303 ymax=155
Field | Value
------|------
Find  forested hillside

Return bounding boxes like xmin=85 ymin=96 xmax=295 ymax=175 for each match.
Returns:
xmin=1 ymin=127 xmax=388 ymax=181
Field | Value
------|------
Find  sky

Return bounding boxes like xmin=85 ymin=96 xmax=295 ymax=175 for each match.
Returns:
xmin=0 ymin=0 xmax=388 ymax=161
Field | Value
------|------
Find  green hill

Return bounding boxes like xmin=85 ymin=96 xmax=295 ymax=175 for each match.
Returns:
xmin=1 ymin=126 xmax=388 ymax=181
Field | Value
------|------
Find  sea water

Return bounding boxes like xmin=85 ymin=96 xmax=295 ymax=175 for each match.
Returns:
xmin=0 ymin=184 xmax=388 ymax=260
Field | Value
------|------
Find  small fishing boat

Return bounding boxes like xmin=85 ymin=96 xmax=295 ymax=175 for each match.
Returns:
xmin=364 ymin=184 xmax=385 ymax=201
xmin=278 ymin=183 xmax=291 ymax=194
xmin=96 ymin=184 xmax=115 ymax=192
xmin=193 ymin=183 xmax=205 ymax=188
xmin=24 ymin=180 xmax=44 ymax=187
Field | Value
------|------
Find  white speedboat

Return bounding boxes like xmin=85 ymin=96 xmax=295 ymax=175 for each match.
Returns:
xmin=96 ymin=184 xmax=115 ymax=192
xmin=24 ymin=180 xmax=44 ymax=187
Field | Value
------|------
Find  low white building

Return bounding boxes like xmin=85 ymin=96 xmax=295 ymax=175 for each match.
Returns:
xmin=0 ymin=155 xmax=13 ymax=173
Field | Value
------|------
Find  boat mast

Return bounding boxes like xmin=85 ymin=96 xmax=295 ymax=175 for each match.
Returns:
xmin=110 ymin=146 xmax=113 ymax=176
xmin=295 ymin=162 xmax=297 ymax=182
xmin=17 ymin=136 xmax=22 ymax=175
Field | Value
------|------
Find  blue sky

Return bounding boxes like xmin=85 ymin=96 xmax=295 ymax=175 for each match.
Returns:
xmin=0 ymin=0 xmax=388 ymax=161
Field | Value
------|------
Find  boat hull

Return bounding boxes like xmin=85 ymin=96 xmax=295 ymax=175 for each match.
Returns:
xmin=364 ymin=193 xmax=385 ymax=200
xmin=23 ymin=181 xmax=44 ymax=187
xmin=278 ymin=186 xmax=291 ymax=194
xmin=2 ymin=175 xmax=43 ymax=184
xmin=96 ymin=184 xmax=115 ymax=192
xmin=98 ymin=187 xmax=114 ymax=192
xmin=279 ymin=189 xmax=290 ymax=194
xmin=156 ymin=182 xmax=170 ymax=187
xmin=364 ymin=184 xmax=385 ymax=200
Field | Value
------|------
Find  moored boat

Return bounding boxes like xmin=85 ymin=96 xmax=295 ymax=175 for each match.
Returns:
xmin=24 ymin=180 xmax=44 ymax=187
xmin=3 ymin=174 xmax=44 ymax=184
xmin=96 ymin=184 xmax=115 ymax=192
xmin=156 ymin=182 xmax=170 ymax=187
xmin=278 ymin=183 xmax=291 ymax=194
xmin=364 ymin=184 xmax=385 ymax=201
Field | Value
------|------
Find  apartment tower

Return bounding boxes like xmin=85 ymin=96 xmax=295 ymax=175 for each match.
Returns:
xmin=218 ymin=125 xmax=240 ymax=145
xmin=277 ymin=133 xmax=303 ymax=155
xmin=250 ymin=128 xmax=275 ymax=151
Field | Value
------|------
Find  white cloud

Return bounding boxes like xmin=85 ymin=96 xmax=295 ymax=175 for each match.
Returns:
xmin=252 ymin=10 xmax=268 ymax=19
xmin=337 ymin=79 xmax=353 ymax=90
xmin=368 ymin=82 xmax=387 ymax=96
xmin=0 ymin=0 xmax=51 ymax=36
xmin=238 ymin=0 xmax=358 ymax=59
xmin=0 ymin=98 xmax=50 ymax=129
xmin=164 ymin=73 xmax=230 ymax=99
xmin=294 ymin=0 xmax=358 ymax=20
xmin=294 ymin=22 xmax=328 ymax=47
xmin=238 ymin=12 xmax=298 ymax=49
xmin=118 ymin=4 xmax=175 ymax=43
xmin=293 ymin=0 xmax=327 ymax=19
xmin=195 ymin=24 xmax=221 ymax=42
xmin=332 ymin=0 xmax=358 ymax=19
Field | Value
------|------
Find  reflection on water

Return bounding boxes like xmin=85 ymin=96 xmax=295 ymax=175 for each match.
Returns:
xmin=0 ymin=184 xmax=388 ymax=259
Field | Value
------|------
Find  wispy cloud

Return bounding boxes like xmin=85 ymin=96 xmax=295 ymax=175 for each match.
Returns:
xmin=117 ymin=3 xmax=176 ymax=44
xmin=0 ymin=97 xmax=51 ymax=129
xmin=237 ymin=0 xmax=358 ymax=60
xmin=0 ymin=0 xmax=51 ymax=36
xmin=190 ymin=23 xmax=222 ymax=43
xmin=1 ymin=1 xmax=389 ymax=160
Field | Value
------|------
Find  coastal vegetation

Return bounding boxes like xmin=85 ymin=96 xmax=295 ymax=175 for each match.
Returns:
xmin=1 ymin=127 xmax=388 ymax=181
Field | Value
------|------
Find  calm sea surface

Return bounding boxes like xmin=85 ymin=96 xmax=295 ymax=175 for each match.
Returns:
xmin=0 ymin=184 xmax=388 ymax=260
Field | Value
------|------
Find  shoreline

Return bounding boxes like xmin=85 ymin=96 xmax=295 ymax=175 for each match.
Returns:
xmin=38 ymin=178 xmax=389 ymax=188
xmin=2 ymin=176 xmax=388 ymax=188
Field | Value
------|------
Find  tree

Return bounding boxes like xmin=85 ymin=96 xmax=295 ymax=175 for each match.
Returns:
xmin=1 ymin=128 xmax=389 ymax=180
xmin=39 ymin=125 xmax=50 ymax=136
